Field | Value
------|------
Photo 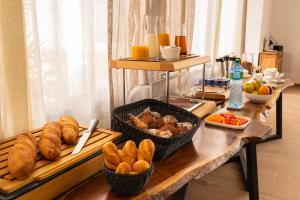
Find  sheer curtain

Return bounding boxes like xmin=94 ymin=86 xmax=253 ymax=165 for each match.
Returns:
xmin=23 ymin=0 xmax=111 ymax=128
xmin=110 ymin=0 xmax=196 ymax=107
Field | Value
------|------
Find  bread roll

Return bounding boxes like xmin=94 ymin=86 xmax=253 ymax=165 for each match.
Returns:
xmin=115 ymin=162 xmax=132 ymax=174
xmin=159 ymin=124 xmax=178 ymax=135
xmin=103 ymin=142 xmax=122 ymax=170
xmin=132 ymin=160 xmax=150 ymax=174
xmin=38 ymin=122 xmax=62 ymax=160
xmin=137 ymin=139 xmax=155 ymax=162
xmin=129 ymin=114 xmax=147 ymax=130
xmin=120 ymin=140 xmax=137 ymax=165
xmin=8 ymin=133 xmax=37 ymax=180
xmin=59 ymin=116 xmax=79 ymax=145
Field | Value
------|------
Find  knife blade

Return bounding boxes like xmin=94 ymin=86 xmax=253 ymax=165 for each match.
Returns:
xmin=72 ymin=119 xmax=99 ymax=155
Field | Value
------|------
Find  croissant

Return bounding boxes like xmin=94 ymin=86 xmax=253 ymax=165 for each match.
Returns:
xmin=8 ymin=133 xmax=37 ymax=180
xmin=103 ymin=142 xmax=122 ymax=170
xmin=59 ymin=116 xmax=79 ymax=145
xmin=129 ymin=114 xmax=147 ymax=130
xmin=38 ymin=122 xmax=62 ymax=160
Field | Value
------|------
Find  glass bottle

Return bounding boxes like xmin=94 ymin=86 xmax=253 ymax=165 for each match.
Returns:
xmin=131 ymin=13 xmax=149 ymax=60
xmin=144 ymin=15 xmax=159 ymax=59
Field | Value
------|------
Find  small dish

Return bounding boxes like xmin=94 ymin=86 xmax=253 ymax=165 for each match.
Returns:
xmin=160 ymin=46 xmax=181 ymax=60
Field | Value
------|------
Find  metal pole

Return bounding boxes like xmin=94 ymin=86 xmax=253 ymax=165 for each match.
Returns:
xmin=123 ymin=69 xmax=126 ymax=105
xmin=166 ymin=71 xmax=170 ymax=103
xmin=201 ymin=64 xmax=206 ymax=103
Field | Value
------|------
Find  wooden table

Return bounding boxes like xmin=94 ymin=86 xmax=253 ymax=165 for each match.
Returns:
xmin=64 ymin=79 xmax=294 ymax=200
xmin=65 ymin=121 xmax=271 ymax=200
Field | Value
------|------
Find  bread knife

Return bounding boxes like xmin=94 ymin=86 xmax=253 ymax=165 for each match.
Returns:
xmin=72 ymin=119 xmax=99 ymax=155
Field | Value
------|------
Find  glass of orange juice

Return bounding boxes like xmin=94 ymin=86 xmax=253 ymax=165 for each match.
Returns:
xmin=131 ymin=46 xmax=149 ymax=60
xmin=158 ymin=33 xmax=170 ymax=47
xmin=175 ymin=36 xmax=187 ymax=55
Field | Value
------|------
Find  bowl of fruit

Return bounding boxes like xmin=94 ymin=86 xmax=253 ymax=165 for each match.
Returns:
xmin=243 ymin=80 xmax=273 ymax=103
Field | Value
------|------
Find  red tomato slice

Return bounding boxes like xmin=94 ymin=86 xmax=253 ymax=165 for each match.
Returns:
xmin=237 ymin=117 xmax=248 ymax=125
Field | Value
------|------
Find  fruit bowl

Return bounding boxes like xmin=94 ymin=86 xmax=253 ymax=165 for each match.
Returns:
xmin=244 ymin=92 xmax=273 ymax=103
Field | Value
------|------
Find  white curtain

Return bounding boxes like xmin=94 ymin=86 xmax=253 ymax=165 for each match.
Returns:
xmin=110 ymin=0 xmax=196 ymax=107
xmin=23 ymin=0 xmax=111 ymax=128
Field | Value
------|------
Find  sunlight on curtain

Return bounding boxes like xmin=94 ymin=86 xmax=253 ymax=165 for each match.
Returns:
xmin=218 ymin=0 xmax=244 ymax=57
xmin=24 ymin=0 xmax=111 ymax=128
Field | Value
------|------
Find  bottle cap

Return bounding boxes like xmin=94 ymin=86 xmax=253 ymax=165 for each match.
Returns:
xmin=235 ymin=58 xmax=241 ymax=64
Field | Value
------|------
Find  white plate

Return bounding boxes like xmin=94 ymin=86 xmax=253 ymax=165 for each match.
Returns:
xmin=244 ymin=92 xmax=273 ymax=103
xmin=205 ymin=116 xmax=251 ymax=130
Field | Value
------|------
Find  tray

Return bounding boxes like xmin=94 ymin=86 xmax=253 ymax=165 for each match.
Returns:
xmin=0 ymin=127 xmax=121 ymax=195
xmin=204 ymin=115 xmax=251 ymax=130
xmin=119 ymin=54 xmax=199 ymax=62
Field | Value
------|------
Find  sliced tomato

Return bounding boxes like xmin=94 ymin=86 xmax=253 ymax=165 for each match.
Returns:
xmin=237 ymin=117 xmax=248 ymax=125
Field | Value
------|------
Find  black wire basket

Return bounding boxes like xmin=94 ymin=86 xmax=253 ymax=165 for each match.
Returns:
xmin=111 ymin=99 xmax=201 ymax=160
xmin=103 ymin=165 xmax=153 ymax=196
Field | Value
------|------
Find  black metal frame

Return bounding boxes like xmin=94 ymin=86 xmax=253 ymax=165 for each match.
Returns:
xmin=263 ymin=92 xmax=283 ymax=142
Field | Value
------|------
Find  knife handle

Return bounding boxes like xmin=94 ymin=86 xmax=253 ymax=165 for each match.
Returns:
xmin=87 ymin=119 xmax=99 ymax=132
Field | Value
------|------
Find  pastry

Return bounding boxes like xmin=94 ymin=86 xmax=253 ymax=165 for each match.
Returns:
xmin=159 ymin=124 xmax=178 ymax=135
xmin=156 ymin=130 xmax=173 ymax=138
xmin=115 ymin=162 xmax=132 ymax=174
xmin=59 ymin=116 xmax=79 ymax=145
xmin=137 ymin=139 xmax=155 ymax=162
xmin=38 ymin=122 xmax=62 ymax=160
xmin=162 ymin=115 xmax=178 ymax=126
xmin=8 ymin=133 xmax=37 ymax=180
xmin=133 ymin=160 xmax=150 ymax=174
xmin=148 ymin=117 xmax=165 ymax=129
xmin=120 ymin=140 xmax=137 ymax=165
xmin=103 ymin=142 xmax=122 ymax=170
xmin=129 ymin=114 xmax=147 ymax=130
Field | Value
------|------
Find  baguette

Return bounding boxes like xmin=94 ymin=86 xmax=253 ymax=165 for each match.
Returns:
xmin=8 ymin=133 xmax=37 ymax=180
xmin=59 ymin=116 xmax=79 ymax=145
xmin=38 ymin=122 xmax=62 ymax=160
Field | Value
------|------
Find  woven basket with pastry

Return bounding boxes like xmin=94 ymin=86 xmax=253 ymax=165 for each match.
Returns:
xmin=111 ymin=99 xmax=201 ymax=160
xmin=103 ymin=139 xmax=154 ymax=195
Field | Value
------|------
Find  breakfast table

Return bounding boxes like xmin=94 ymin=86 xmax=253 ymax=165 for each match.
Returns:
xmin=63 ymin=79 xmax=293 ymax=200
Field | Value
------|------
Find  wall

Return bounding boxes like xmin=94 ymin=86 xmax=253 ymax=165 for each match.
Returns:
xmin=269 ymin=0 xmax=300 ymax=83
xmin=245 ymin=0 xmax=273 ymax=65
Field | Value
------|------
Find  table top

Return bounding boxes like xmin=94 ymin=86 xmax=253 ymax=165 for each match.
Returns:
xmin=65 ymin=120 xmax=271 ymax=200
xmin=110 ymin=56 xmax=210 ymax=72
xmin=64 ymin=79 xmax=293 ymax=200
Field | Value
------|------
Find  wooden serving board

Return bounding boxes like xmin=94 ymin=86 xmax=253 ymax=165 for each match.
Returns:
xmin=0 ymin=127 xmax=121 ymax=194
xmin=190 ymin=86 xmax=230 ymax=101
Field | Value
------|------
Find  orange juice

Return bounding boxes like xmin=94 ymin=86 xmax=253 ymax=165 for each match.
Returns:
xmin=131 ymin=46 xmax=149 ymax=60
xmin=158 ymin=33 xmax=170 ymax=47
xmin=175 ymin=36 xmax=187 ymax=55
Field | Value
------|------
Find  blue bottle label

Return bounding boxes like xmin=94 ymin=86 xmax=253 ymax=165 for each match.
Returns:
xmin=230 ymin=71 xmax=243 ymax=80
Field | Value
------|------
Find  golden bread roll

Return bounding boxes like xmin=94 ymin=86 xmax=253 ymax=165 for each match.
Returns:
xmin=115 ymin=162 xmax=132 ymax=174
xmin=139 ymin=115 xmax=155 ymax=126
xmin=159 ymin=124 xmax=178 ymax=135
xmin=103 ymin=142 xmax=122 ymax=170
xmin=120 ymin=140 xmax=137 ymax=165
xmin=8 ymin=133 xmax=37 ymax=180
xmin=38 ymin=122 xmax=62 ymax=160
xmin=132 ymin=160 xmax=150 ymax=174
xmin=148 ymin=117 xmax=164 ymax=129
xmin=129 ymin=114 xmax=147 ymax=130
xmin=137 ymin=139 xmax=155 ymax=162
xmin=59 ymin=116 xmax=79 ymax=145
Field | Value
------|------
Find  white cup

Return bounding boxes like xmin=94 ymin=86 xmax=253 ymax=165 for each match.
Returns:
xmin=253 ymin=73 xmax=263 ymax=81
